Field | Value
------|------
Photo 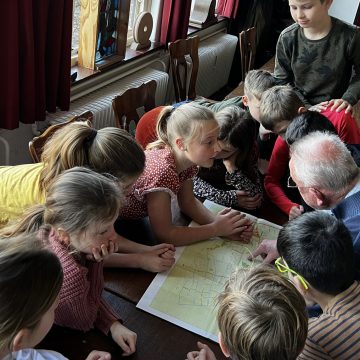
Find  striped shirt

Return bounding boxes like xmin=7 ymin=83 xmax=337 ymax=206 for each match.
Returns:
xmin=298 ymin=281 xmax=360 ymax=360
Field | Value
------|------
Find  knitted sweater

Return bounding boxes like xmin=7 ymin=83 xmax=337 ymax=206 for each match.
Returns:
xmin=274 ymin=17 xmax=360 ymax=106
xmin=46 ymin=230 xmax=119 ymax=334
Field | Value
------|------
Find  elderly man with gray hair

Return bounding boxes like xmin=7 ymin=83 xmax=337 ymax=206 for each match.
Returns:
xmin=251 ymin=132 xmax=360 ymax=275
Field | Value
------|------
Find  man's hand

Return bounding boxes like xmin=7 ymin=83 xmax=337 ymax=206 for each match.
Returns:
xmin=248 ymin=239 xmax=278 ymax=263
xmin=186 ymin=342 xmax=217 ymax=360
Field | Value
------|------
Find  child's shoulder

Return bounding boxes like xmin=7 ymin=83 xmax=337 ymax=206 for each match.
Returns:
xmin=279 ymin=22 xmax=300 ymax=38
xmin=3 ymin=349 xmax=67 ymax=360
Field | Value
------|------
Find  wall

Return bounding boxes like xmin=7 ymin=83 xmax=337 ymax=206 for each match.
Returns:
xmin=329 ymin=0 xmax=359 ymax=24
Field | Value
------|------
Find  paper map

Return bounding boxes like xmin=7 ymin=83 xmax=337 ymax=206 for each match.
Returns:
xmin=137 ymin=200 xmax=282 ymax=341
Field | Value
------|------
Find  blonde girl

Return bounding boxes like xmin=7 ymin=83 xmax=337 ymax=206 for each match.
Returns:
xmin=1 ymin=167 xmax=137 ymax=356
xmin=120 ymin=103 xmax=252 ymax=246
xmin=0 ymin=121 xmax=175 ymax=272
xmin=0 ymin=235 xmax=111 ymax=360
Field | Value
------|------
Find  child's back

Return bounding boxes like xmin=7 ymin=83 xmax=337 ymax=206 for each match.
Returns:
xmin=274 ymin=1 xmax=360 ymax=108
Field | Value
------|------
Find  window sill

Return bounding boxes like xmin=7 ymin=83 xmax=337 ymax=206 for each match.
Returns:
xmin=71 ymin=41 xmax=165 ymax=86
xmin=70 ymin=17 xmax=229 ymax=86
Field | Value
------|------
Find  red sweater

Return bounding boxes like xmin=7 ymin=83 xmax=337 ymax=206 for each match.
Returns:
xmin=264 ymin=109 xmax=360 ymax=215
xmin=46 ymin=229 xmax=119 ymax=334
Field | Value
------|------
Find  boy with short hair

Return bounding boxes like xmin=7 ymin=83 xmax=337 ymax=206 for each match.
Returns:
xmin=277 ymin=211 xmax=360 ymax=359
xmin=274 ymin=0 xmax=360 ymax=113
xmin=186 ymin=266 xmax=308 ymax=360
xmin=259 ymin=85 xmax=360 ymax=219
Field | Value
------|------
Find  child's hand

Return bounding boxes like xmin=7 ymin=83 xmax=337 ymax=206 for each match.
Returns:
xmin=222 ymin=150 xmax=239 ymax=173
xmin=259 ymin=124 xmax=272 ymax=140
xmin=309 ymin=101 xmax=329 ymax=112
xmin=236 ymin=191 xmax=262 ymax=210
xmin=85 ymin=350 xmax=111 ymax=360
xmin=289 ymin=205 xmax=304 ymax=220
xmin=329 ymin=99 xmax=352 ymax=113
xmin=213 ymin=208 xmax=249 ymax=237
xmin=88 ymin=240 xmax=119 ymax=262
xmin=186 ymin=341 xmax=217 ymax=360
xmin=248 ymin=239 xmax=278 ymax=263
xmin=227 ymin=219 xmax=253 ymax=243
xmin=138 ymin=243 xmax=176 ymax=272
xmin=110 ymin=321 xmax=137 ymax=356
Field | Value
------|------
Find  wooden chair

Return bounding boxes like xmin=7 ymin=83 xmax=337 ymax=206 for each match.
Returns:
xmin=112 ymin=80 xmax=157 ymax=136
xmin=239 ymin=27 xmax=257 ymax=80
xmin=169 ymin=36 xmax=200 ymax=102
xmin=28 ymin=110 xmax=93 ymax=162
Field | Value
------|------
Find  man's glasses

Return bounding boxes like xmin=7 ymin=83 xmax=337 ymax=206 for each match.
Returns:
xmin=287 ymin=175 xmax=298 ymax=188
xmin=275 ymin=257 xmax=309 ymax=290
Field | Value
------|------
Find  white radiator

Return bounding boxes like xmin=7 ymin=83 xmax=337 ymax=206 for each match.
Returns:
xmin=46 ymin=68 xmax=169 ymax=129
xmin=197 ymin=33 xmax=238 ymax=97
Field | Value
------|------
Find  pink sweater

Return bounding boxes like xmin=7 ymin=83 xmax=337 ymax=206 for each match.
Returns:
xmin=45 ymin=229 xmax=119 ymax=334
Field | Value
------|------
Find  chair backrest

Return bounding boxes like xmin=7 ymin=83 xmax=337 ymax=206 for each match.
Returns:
xmin=28 ymin=110 xmax=93 ymax=163
xmin=239 ymin=27 xmax=257 ymax=80
xmin=169 ymin=36 xmax=200 ymax=102
xmin=112 ymin=80 xmax=157 ymax=136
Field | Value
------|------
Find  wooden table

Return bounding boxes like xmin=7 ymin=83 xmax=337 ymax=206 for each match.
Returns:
xmin=39 ymin=290 xmax=226 ymax=360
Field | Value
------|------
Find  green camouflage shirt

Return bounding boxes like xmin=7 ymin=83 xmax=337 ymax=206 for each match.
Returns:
xmin=274 ymin=17 xmax=360 ymax=106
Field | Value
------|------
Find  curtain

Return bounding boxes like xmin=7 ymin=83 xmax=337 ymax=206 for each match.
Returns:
xmin=160 ymin=0 xmax=192 ymax=44
xmin=0 ymin=0 xmax=73 ymax=130
xmin=216 ymin=0 xmax=240 ymax=19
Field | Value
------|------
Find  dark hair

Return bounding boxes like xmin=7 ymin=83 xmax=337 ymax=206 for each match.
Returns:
xmin=277 ymin=211 xmax=355 ymax=295
xmin=217 ymin=106 xmax=256 ymax=152
xmin=0 ymin=235 xmax=63 ymax=351
xmin=285 ymin=111 xmax=337 ymax=145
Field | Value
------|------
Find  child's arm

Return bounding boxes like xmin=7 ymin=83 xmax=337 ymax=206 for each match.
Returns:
xmin=264 ymin=137 xmax=300 ymax=217
xmin=103 ymin=244 xmax=175 ymax=272
xmin=193 ymin=176 xmax=238 ymax=208
xmin=147 ymin=187 xmax=249 ymax=246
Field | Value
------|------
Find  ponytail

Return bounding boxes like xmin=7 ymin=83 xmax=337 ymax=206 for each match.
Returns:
xmin=0 ymin=205 xmax=45 ymax=238
xmin=147 ymin=106 xmax=174 ymax=150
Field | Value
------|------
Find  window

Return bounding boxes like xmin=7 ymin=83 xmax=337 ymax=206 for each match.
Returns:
xmin=72 ymin=0 xmax=153 ymax=68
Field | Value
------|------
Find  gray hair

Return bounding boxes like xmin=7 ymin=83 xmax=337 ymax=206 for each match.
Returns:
xmin=244 ymin=69 xmax=276 ymax=100
xmin=290 ymin=132 xmax=359 ymax=192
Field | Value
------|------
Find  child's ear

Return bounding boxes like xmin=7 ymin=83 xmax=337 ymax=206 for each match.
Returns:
xmin=57 ymin=228 xmax=71 ymax=245
xmin=298 ymin=106 xmax=307 ymax=114
xmin=218 ymin=332 xmax=231 ymax=358
xmin=293 ymin=276 xmax=308 ymax=297
xmin=175 ymin=138 xmax=186 ymax=151
xmin=242 ymin=95 xmax=249 ymax=107
xmin=12 ymin=329 xmax=30 ymax=351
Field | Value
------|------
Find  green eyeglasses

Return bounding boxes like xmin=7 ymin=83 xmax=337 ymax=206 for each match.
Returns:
xmin=275 ymin=257 xmax=309 ymax=290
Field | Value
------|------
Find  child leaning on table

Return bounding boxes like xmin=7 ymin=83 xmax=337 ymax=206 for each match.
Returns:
xmin=119 ymin=103 xmax=252 ymax=246
xmin=187 ymin=266 xmax=308 ymax=360
xmin=0 ymin=121 xmax=175 ymax=273
xmin=274 ymin=0 xmax=360 ymax=113
xmin=259 ymin=85 xmax=360 ymax=220
xmin=194 ymin=106 xmax=263 ymax=211
xmin=277 ymin=211 xmax=360 ymax=359
xmin=0 ymin=167 xmax=137 ymax=356
xmin=0 ymin=234 xmax=111 ymax=360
